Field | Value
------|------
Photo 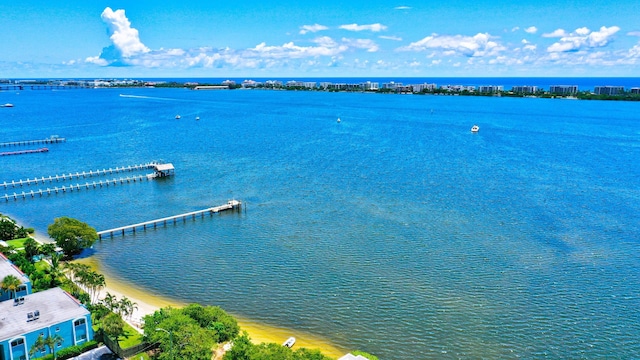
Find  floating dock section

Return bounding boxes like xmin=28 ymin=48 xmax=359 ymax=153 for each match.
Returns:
xmin=97 ymin=200 xmax=242 ymax=239
xmin=0 ymin=148 xmax=49 ymax=156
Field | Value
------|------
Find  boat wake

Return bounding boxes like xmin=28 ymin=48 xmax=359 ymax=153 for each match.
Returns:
xmin=119 ymin=94 xmax=183 ymax=102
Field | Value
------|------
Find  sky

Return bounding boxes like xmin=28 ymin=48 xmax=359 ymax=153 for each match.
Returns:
xmin=2 ymin=0 xmax=640 ymax=78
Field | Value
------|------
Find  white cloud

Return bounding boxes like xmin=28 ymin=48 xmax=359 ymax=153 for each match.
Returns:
xmin=627 ymin=31 xmax=640 ymax=37
xmin=341 ymin=38 xmax=379 ymax=52
xmin=547 ymin=26 xmax=620 ymax=53
xmin=542 ymin=29 xmax=569 ymax=38
xmin=511 ymin=27 xmax=520 ymax=32
xmin=399 ymin=33 xmax=506 ymax=57
xmin=525 ymin=26 xmax=538 ymax=34
xmin=248 ymin=37 xmax=349 ymax=58
xmin=431 ymin=59 xmax=441 ymax=65
xmin=523 ymin=44 xmax=537 ymax=51
xmin=339 ymin=23 xmax=387 ymax=32
xmin=394 ymin=6 xmax=411 ymax=10
xmin=575 ymin=27 xmax=591 ymax=36
xmin=379 ymin=35 xmax=403 ymax=41
xmin=409 ymin=61 xmax=420 ymax=67
xmin=100 ymin=7 xmax=149 ymax=58
xmin=300 ymin=24 xmax=329 ymax=35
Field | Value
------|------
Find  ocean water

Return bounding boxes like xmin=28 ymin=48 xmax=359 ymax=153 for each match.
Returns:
xmin=2 ymin=86 xmax=640 ymax=359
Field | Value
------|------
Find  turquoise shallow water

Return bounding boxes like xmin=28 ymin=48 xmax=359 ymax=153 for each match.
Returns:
xmin=2 ymin=87 xmax=640 ymax=358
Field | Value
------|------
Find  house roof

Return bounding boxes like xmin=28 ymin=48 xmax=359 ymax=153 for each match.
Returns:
xmin=154 ymin=163 xmax=174 ymax=172
xmin=0 ymin=254 xmax=28 ymax=285
xmin=0 ymin=287 xmax=90 ymax=341
xmin=338 ymin=354 xmax=370 ymax=360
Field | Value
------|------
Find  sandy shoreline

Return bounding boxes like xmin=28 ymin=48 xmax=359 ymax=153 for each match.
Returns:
xmin=3 ymin=215 xmax=347 ymax=358
xmin=76 ymin=252 xmax=347 ymax=358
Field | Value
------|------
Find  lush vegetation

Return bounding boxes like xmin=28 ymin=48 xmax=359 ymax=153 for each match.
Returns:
xmin=142 ymin=304 xmax=240 ymax=360
xmin=223 ymin=332 xmax=331 ymax=360
xmin=0 ymin=214 xmax=34 ymax=241
xmin=47 ymin=217 xmax=98 ymax=258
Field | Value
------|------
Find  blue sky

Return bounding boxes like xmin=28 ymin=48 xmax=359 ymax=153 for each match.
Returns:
xmin=2 ymin=0 xmax=640 ymax=78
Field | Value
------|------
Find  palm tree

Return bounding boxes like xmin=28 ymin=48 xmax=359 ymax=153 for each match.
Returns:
xmin=29 ymin=334 xmax=63 ymax=359
xmin=1 ymin=274 xmax=22 ymax=299
xmin=43 ymin=334 xmax=64 ymax=359
xmin=102 ymin=292 xmax=118 ymax=312
xmin=118 ymin=296 xmax=138 ymax=321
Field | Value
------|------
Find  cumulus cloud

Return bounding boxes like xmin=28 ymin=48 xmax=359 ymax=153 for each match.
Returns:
xmin=547 ymin=26 xmax=620 ymax=52
xmin=543 ymin=29 xmax=569 ymax=38
xmin=339 ymin=23 xmax=387 ymax=32
xmin=399 ymin=33 xmax=506 ymax=57
xmin=525 ymin=26 xmax=538 ymax=34
xmin=299 ymin=24 xmax=329 ymax=35
xmin=101 ymin=7 xmax=149 ymax=57
xmin=628 ymin=31 xmax=640 ymax=37
xmin=379 ymin=35 xmax=403 ymax=41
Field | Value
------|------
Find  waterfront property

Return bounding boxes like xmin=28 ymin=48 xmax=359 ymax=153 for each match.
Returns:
xmin=0 ymin=287 xmax=93 ymax=360
xmin=0 ymin=253 xmax=31 ymax=302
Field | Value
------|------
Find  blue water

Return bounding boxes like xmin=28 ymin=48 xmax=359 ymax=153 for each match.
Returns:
xmin=2 ymin=86 xmax=640 ymax=359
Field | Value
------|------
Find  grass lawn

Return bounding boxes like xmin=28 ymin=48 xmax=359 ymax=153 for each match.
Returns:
xmin=118 ymin=321 xmax=145 ymax=349
xmin=34 ymin=259 xmax=50 ymax=271
xmin=5 ymin=237 xmax=29 ymax=249
xmin=131 ymin=352 xmax=151 ymax=360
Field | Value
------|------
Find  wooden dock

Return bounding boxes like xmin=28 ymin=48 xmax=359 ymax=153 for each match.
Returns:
xmin=97 ymin=200 xmax=242 ymax=239
xmin=2 ymin=175 xmax=156 ymax=201
xmin=0 ymin=136 xmax=66 ymax=147
xmin=0 ymin=148 xmax=49 ymax=156
xmin=1 ymin=163 xmax=157 ymax=189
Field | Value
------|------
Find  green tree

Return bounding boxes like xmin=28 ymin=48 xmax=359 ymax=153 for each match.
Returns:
xmin=47 ymin=217 xmax=98 ymax=258
xmin=40 ymin=242 xmax=57 ymax=257
xmin=29 ymin=333 xmax=64 ymax=359
xmin=0 ymin=218 xmax=17 ymax=241
xmin=223 ymin=331 xmax=254 ymax=360
xmin=1 ymin=274 xmax=22 ymax=299
xmin=23 ymin=237 xmax=40 ymax=261
xmin=102 ymin=312 xmax=126 ymax=341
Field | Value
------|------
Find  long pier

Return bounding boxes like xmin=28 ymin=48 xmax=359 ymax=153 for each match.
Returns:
xmin=0 ymin=137 xmax=66 ymax=147
xmin=1 ymin=148 xmax=49 ymax=156
xmin=2 ymin=163 xmax=157 ymax=189
xmin=97 ymin=200 xmax=242 ymax=239
xmin=2 ymin=175 xmax=156 ymax=201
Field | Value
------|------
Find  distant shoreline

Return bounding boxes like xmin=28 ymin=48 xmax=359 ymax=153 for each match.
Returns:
xmin=2 ymin=78 xmax=639 ymax=102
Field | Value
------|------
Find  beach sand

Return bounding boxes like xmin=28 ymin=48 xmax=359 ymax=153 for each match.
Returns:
xmin=74 ymin=257 xmax=347 ymax=359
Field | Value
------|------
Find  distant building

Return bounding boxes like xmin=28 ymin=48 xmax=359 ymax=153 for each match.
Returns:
xmin=549 ymin=85 xmax=578 ymax=95
xmin=265 ymin=80 xmax=283 ymax=88
xmin=410 ymin=83 xmax=437 ymax=93
xmin=478 ymin=85 xmax=504 ymax=93
xmin=361 ymin=81 xmax=379 ymax=91
xmin=631 ymin=87 xmax=640 ymax=94
xmin=441 ymin=84 xmax=475 ymax=92
xmin=511 ymin=85 xmax=538 ymax=94
xmin=594 ymin=86 xmax=624 ymax=95
xmin=0 ymin=287 xmax=94 ymax=360
xmin=242 ymin=79 xmax=260 ymax=88
xmin=221 ymin=80 xmax=236 ymax=86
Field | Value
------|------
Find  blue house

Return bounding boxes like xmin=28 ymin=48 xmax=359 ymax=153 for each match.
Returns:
xmin=0 ymin=287 xmax=94 ymax=360
xmin=0 ymin=253 xmax=32 ymax=302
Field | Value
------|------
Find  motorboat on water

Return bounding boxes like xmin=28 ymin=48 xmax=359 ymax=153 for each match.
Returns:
xmin=471 ymin=125 xmax=480 ymax=132
xmin=282 ymin=337 xmax=296 ymax=348
xmin=2 ymin=103 xmax=13 ymax=107
xmin=337 ymin=117 xmax=341 ymax=123
xmin=175 ymin=114 xmax=181 ymax=119
xmin=196 ymin=116 xmax=200 ymax=120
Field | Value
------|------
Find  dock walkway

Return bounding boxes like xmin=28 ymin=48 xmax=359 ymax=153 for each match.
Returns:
xmin=97 ymin=200 xmax=242 ymax=239
xmin=2 ymin=175 xmax=156 ymax=201
xmin=0 ymin=137 xmax=66 ymax=147
xmin=1 ymin=163 xmax=157 ymax=189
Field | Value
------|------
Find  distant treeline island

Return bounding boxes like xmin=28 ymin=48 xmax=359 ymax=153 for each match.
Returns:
xmin=2 ymin=78 xmax=640 ymax=101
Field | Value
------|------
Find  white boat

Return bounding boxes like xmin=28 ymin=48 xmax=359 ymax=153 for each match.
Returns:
xmin=196 ymin=116 xmax=200 ymax=121
xmin=471 ymin=125 xmax=479 ymax=132
xmin=282 ymin=337 xmax=296 ymax=348
xmin=175 ymin=115 xmax=181 ymax=119
xmin=2 ymin=103 xmax=13 ymax=107
xmin=337 ymin=117 xmax=341 ymax=123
